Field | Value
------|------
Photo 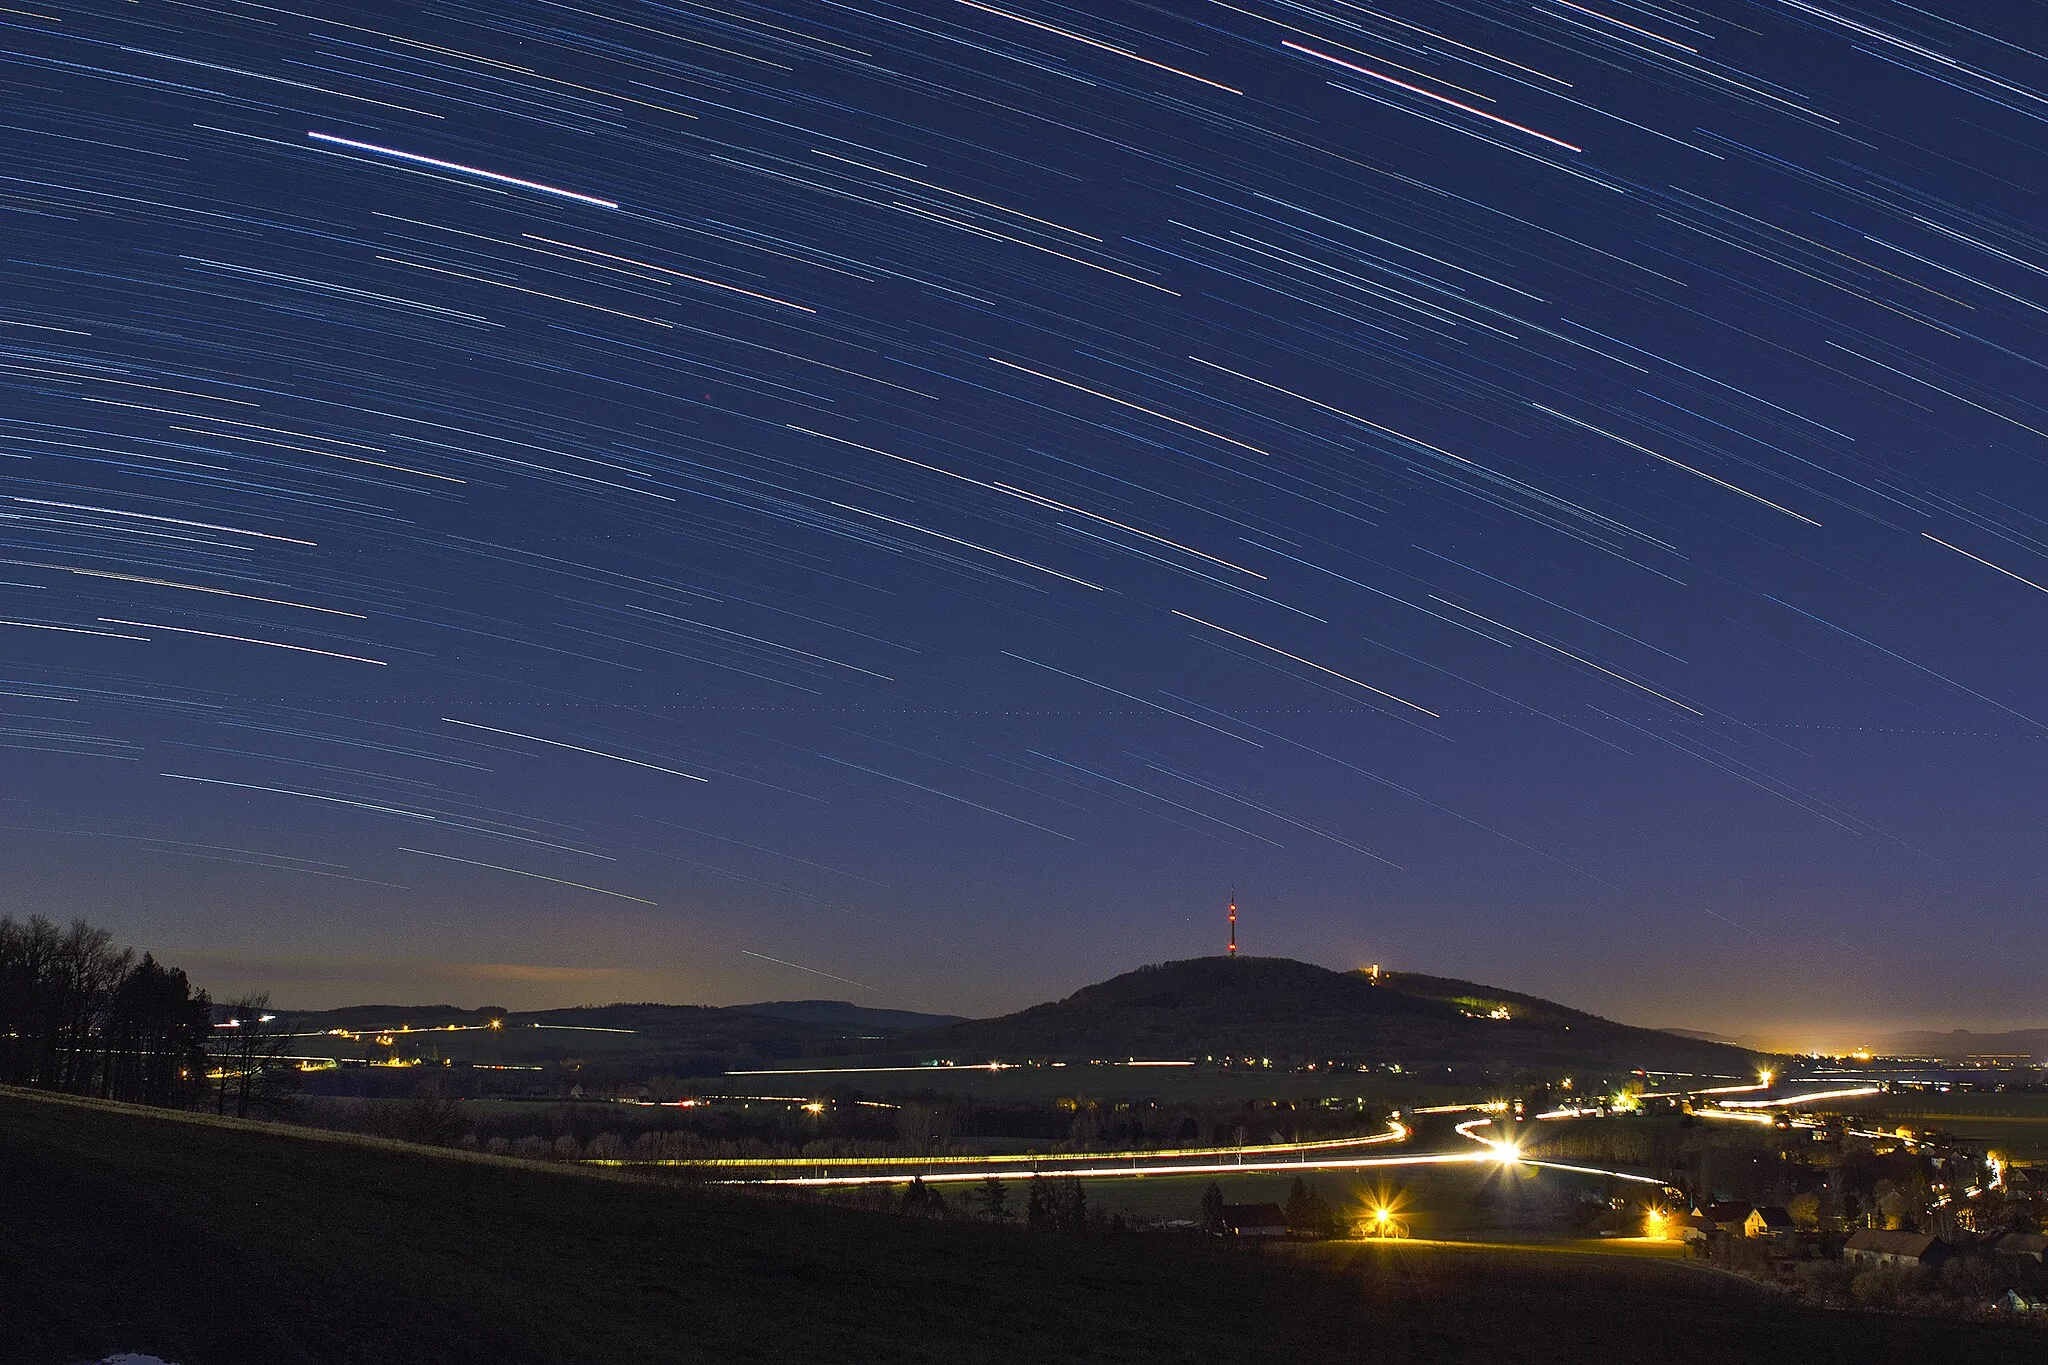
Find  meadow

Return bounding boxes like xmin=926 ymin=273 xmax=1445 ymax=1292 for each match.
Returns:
xmin=6 ymin=1086 xmax=2043 ymax=1364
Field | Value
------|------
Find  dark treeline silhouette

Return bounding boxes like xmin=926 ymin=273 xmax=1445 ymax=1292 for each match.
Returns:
xmin=0 ymin=915 xmax=209 ymax=1105
xmin=0 ymin=914 xmax=284 ymax=1115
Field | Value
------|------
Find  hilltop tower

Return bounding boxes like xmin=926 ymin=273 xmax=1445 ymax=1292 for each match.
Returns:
xmin=1227 ymin=890 xmax=1237 ymax=957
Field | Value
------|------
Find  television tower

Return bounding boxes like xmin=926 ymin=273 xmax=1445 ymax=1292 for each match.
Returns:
xmin=1227 ymin=890 xmax=1237 ymax=957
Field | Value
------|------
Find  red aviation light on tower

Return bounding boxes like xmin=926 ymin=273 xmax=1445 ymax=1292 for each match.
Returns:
xmin=1227 ymin=891 xmax=1237 ymax=957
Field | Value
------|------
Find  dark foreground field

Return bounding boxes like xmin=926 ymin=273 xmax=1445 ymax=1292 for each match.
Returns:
xmin=2 ymin=1089 xmax=2037 ymax=1365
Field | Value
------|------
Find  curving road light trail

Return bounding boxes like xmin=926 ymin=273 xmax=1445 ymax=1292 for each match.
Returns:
xmin=596 ymin=1118 xmax=1417 ymax=1182
xmin=600 ymin=1079 xmax=1874 ymax=1190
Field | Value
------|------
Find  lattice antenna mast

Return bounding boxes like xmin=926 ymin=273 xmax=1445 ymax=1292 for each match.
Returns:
xmin=1227 ymin=889 xmax=1237 ymax=957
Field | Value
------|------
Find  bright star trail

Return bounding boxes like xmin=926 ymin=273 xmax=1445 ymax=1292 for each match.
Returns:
xmin=2 ymin=0 xmax=2043 ymax=1035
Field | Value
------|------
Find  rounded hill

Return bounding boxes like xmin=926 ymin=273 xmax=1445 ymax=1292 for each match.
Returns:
xmin=905 ymin=956 xmax=1763 ymax=1076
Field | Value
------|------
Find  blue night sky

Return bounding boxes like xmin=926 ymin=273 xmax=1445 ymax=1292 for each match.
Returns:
xmin=2 ymin=0 xmax=2043 ymax=1044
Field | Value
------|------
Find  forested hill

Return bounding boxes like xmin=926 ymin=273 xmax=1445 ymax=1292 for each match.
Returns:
xmin=897 ymin=957 xmax=1767 ymax=1076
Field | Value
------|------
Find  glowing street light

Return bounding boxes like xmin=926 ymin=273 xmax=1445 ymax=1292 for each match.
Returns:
xmin=1358 ymin=1199 xmax=1407 ymax=1239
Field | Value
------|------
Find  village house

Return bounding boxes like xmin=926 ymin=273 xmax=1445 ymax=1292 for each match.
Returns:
xmin=1746 ymin=1206 xmax=1795 ymax=1240
xmin=1219 ymin=1203 xmax=1288 ymax=1238
xmin=1673 ymin=1212 xmax=1714 ymax=1245
xmin=1990 ymin=1232 xmax=2048 ymax=1264
xmin=1703 ymin=1202 xmax=1754 ymax=1237
xmin=1843 ymin=1229 xmax=1949 ymax=1269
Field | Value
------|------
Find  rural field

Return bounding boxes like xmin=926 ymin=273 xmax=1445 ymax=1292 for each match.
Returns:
xmin=6 ymin=1086 xmax=2042 ymax=1365
xmin=1837 ymin=1093 xmax=2048 ymax=1161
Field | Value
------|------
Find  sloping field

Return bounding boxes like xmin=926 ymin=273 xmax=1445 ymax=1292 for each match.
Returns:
xmin=2 ymin=1088 xmax=2037 ymax=1365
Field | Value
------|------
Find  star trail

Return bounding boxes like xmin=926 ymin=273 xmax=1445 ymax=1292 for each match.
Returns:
xmin=2 ymin=0 xmax=2044 ymax=1035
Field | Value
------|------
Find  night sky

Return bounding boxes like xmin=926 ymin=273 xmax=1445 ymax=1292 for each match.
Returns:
xmin=4 ymin=0 xmax=2044 ymax=1043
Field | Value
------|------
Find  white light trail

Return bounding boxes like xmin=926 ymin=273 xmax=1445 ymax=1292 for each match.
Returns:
xmin=955 ymin=0 xmax=1242 ymax=94
xmin=522 ymin=235 xmax=815 ymax=312
xmin=737 ymin=949 xmax=873 ymax=992
xmin=728 ymin=1059 xmax=1195 ymax=1076
xmin=1173 ymin=610 xmax=1439 ymax=716
xmin=0 ymin=619 xmax=148 ymax=640
xmin=307 ymin=132 xmax=620 ymax=209
xmin=1716 ymin=1086 xmax=1881 ymax=1108
xmin=832 ymin=501 xmax=1104 ymax=590
xmin=1924 ymin=534 xmax=2048 ymax=593
xmin=730 ymin=1063 xmax=1018 ymax=1076
xmin=1426 ymin=599 xmax=1701 ymax=714
xmin=643 ymin=1122 xmax=1410 ymax=1170
xmin=398 ymin=847 xmax=656 ymax=904
xmin=45 ymin=563 xmax=365 ymax=617
xmin=733 ymin=1151 xmax=1489 ymax=1187
xmin=442 ymin=718 xmax=708 ymax=781
xmin=100 ymin=619 xmax=384 ymax=665
xmin=1284 ymin=42 xmax=1583 ymax=152
xmin=161 ymin=773 xmax=435 ymax=820
xmin=9 ymin=497 xmax=314 ymax=545
xmin=1532 ymin=404 xmax=1822 ymax=525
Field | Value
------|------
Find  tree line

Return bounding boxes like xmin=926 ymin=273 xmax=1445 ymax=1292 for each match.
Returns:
xmin=0 ymin=914 xmax=287 ymax=1116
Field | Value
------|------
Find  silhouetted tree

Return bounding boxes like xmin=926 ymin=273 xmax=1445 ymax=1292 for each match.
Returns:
xmin=1786 ymin=1191 xmax=1822 ymax=1232
xmin=99 ymin=953 xmax=209 ymax=1107
xmin=1025 ymin=1174 xmax=1052 ymax=1230
xmin=1284 ymin=1176 xmax=1337 ymax=1239
xmin=975 ymin=1175 xmax=1010 ymax=1222
xmin=368 ymin=1085 xmax=469 ymax=1145
xmin=0 ymin=917 xmax=234 ymax=1110
xmin=1200 ymin=1182 xmax=1226 ymax=1235
xmin=212 ymin=994 xmax=295 ymax=1119
xmin=0 ymin=915 xmax=132 ymax=1092
xmin=1048 ymin=1177 xmax=1087 ymax=1234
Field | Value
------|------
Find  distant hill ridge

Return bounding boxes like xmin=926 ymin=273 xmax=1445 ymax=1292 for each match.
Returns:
xmin=1877 ymin=1027 xmax=2048 ymax=1060
xmin=732 ymin=999 xmax=966 ymax=1031
xmin=897 ymin=956 xmax=1765 ymax=1074
xmin=278 ymin=999 xmax=960 ymax=1034
xmin=276 ymin=959 xmax=1764 ymax=1076
xmin=271 ymin=999 xmax=963 ymax=1074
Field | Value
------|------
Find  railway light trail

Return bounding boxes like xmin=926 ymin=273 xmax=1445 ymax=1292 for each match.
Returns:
xmin=724 ymin=1150 xmax=1495 ymax=1188
xmin=1714 ymin=1086 xmax=1881 ymax=1108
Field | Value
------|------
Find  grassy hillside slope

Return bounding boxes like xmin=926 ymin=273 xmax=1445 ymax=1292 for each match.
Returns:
xmin=4 ymin=1088 xmax=2036 ymax=1364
